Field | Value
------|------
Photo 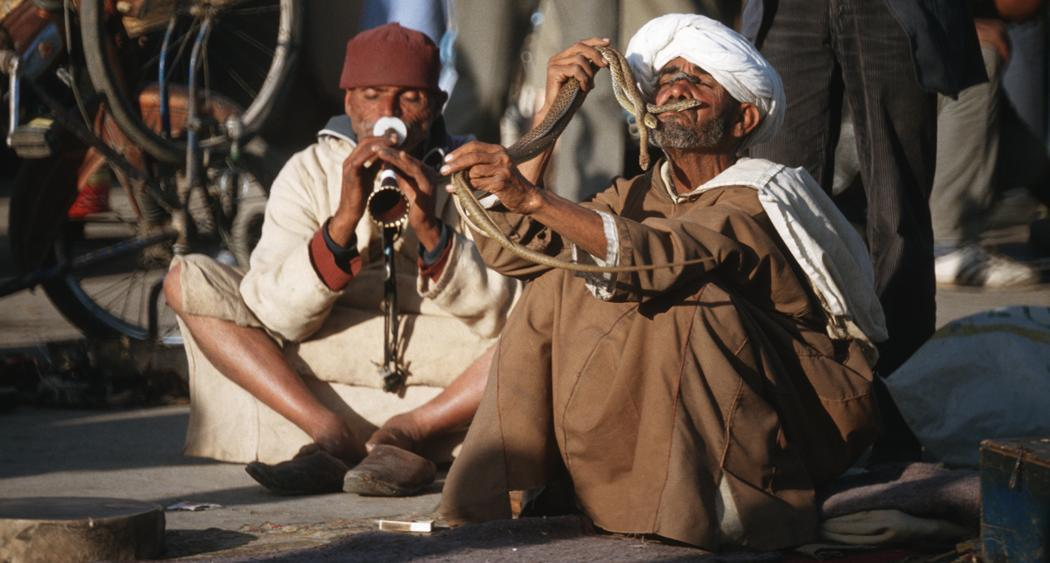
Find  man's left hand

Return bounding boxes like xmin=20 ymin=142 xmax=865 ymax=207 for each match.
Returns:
xmin=440 ymin=141 xmax=541 ymax=215
xmin=975 ymin=18 xmax=1011 ymax=63
xmin=370 ymin=146 xmax=443 ymax=251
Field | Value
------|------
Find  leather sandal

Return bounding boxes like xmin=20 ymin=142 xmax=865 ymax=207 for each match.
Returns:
xmin=245 ymin=444 xmax=350 ymax=495
xmin=343 ymin=444 xmax=436 ymax=497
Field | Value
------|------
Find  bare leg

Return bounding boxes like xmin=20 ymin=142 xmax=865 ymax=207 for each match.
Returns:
xmin=343 ymin=345 xmax=493 ymax=496
xmin=165 ymin=263 xmax=366 ymax=463
xmin=367 ymin=344 xmax=493 ymax=453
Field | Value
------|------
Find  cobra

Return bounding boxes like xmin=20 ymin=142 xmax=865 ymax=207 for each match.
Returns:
xmin=450 ymin=45 xmax=716 ymax=274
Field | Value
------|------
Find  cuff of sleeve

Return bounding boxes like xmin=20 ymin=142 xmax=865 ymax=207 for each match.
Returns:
xmin=420 ymin=222 xmax=452 ymax=266
xmin=419 ymin=226 xmax=454 ymax=281
xmin=571 ymin=210 xmax=620 ymax=300
xmin=309 ymin=222 xmax=362 ymax=291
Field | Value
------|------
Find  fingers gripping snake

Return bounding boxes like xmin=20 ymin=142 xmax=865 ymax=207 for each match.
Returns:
xmin=450 ymin=45 xmax=716 ymax=274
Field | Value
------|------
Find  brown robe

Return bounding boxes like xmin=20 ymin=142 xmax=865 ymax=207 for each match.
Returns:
xmin=440 ymin=163 xmax=880 ymax=550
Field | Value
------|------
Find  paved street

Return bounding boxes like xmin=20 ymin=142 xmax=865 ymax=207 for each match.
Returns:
xmin=1 ymin=172 xmax=1049 ymax=559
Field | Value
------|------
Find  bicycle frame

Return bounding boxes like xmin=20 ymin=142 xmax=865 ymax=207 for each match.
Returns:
xmin=2 ymin=0 xmax=295 ymax=342
xmin=2 ymin=51 xmax=17 ymax=145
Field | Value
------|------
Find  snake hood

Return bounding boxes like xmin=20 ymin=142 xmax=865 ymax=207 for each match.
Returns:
xmin=626 ymin=13 xmax=785 ymax=150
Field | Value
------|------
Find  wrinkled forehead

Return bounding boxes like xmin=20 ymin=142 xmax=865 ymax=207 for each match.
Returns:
xmin=655 ymin=57 xmax=721 ymax=87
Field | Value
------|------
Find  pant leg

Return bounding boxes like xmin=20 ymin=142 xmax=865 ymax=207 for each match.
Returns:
xmin=747 ymin=0 xmax=840 ymax=187
xmin=173 ymin=254 xmax=270 ymax=463
xmin=546 ymin=0 xmax=623 ymax=202
xmin=833 ymin=0 xmax=937 ymax=377
xmin=444 ymin=0 xmax=538 ymax=143
xmin=359 ymin=0 xmax=447 ymax=43
xmin=930 ymin=46 xmax=1002 ymax=246
xmin=996 ymin=85 xmax=1050 ymax=208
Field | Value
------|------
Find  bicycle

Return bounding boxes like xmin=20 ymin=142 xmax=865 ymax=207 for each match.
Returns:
xmin=1 ymin=0 xmax=301 ymax=344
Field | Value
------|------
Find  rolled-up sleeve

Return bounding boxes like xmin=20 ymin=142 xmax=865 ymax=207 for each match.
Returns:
xmin=595 ymin=205 xmax=760 ymax=302
xmin=571 ymin=210 xmax=620 ymax=300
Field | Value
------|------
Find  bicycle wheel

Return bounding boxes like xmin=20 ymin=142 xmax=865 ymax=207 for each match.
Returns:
xmin=79 ymin=0 xmax=301 ymax=164
xmin=12 ymin=150 xmax=275 ymax=342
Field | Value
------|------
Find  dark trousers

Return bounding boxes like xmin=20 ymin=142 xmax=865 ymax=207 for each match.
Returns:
xmin=748 ymin=0 xmax=937 ymax=458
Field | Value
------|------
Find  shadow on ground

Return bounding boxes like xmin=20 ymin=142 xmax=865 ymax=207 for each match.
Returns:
xmin=165 ymin=528 xmax=259 ymax=559
xmin=0 ymin=407 xmax=202 ymax=479
xmin=255 ymin=516 xmax=780 ymax=563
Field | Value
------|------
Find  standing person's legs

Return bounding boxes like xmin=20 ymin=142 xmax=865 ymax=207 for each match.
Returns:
xmin=930 ymin=46 xmax=1002 ymax=248
xmin=546 ymin=0 xmax=623 ymax=201
xmin=834 ymin=0 xmax=937 ymax=376
xmin=359 ymin=0 xmax=447 ymax=43
xmin=996 ymin=85 xmax=1050 ymax=209
xmin=835 ymin=0 xmax=936 ymax=460
xmin=929 ymin=47 xmax=1039 ymax=287
xmin=444 ymin=0 xmax=538 ymax=143
xmin=748 ymin=0 xmax=838 ymax=185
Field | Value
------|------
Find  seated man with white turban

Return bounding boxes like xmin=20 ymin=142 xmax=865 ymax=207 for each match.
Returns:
xmin=433 ymin=14 xmax=885 ymax=550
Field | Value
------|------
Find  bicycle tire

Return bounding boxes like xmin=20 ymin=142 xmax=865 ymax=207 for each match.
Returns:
xmin=15 ymin=147 xmax=278 ymax=342
xmin=228 ymin=198 xmax=264 ymax=266
xmin=79 ymin=0 xmax=302 ymax=164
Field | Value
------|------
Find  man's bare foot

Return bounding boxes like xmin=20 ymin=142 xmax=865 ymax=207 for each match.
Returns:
xmin=366 ymin=412 xmax=426 ymax=453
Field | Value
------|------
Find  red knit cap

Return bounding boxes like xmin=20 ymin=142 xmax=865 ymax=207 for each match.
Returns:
xmin=339 ymin=23 xmax=441 ymax=92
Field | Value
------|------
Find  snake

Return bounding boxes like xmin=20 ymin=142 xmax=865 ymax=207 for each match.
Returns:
xmin=450 ymin=45 xmax=716 ymax=274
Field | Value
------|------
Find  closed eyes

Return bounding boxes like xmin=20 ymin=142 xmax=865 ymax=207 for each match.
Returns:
xmin=659 ymin=71 xmax=702 ymax=87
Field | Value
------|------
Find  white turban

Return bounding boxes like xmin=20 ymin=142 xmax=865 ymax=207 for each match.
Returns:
xmin=626 ymin=14 xmax=784 ymax=149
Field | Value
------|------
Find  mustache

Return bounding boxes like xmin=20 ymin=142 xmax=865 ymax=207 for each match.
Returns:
xmin=361 ymin=118 xmax=426 ymax=138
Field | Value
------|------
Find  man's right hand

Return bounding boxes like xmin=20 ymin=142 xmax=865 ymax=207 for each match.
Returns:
xmin=328 ymin=133 xmax=401 ymax=246
xmin=517 ymin=37 xmax=611 ymax=185
xmin=534 ymin=37 xmax=610 ymax=128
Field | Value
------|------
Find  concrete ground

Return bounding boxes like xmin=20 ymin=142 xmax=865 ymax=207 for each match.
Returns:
xmin=1 ymin=172 xmax=1049 ymax=560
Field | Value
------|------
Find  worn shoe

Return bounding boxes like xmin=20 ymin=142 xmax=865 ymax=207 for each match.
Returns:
xmin=67 ymin=177 xmax=111 ymax=219
xmin=935 ymin=245 xmax=1039 ymax=288
xmin=245 ymin=444 xmax=350 ymax=495
xmin=343 ymin=444 xmax=436 ymax=497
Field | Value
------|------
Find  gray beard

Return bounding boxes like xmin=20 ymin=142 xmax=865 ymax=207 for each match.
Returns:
xmin=650 ymin=114 xmax=728 ymax=150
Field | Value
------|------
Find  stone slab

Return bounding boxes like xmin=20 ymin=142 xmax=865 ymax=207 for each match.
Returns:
xmin=0 ymin=497 xmax=165 ymax=562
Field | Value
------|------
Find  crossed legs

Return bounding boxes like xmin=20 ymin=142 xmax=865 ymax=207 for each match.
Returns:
xmin=164 ymin=261 xmax=491 ymax=467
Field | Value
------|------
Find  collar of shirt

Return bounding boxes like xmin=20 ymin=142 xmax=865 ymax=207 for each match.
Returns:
xmin=659 ymin=160 xmax=711 ymax=204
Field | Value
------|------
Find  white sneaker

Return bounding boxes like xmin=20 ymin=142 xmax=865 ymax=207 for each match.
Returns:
xmin=935 ymin=245 xmax=1040 ymax=288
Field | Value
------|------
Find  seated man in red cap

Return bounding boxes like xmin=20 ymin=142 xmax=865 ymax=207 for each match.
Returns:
xmin=163 ymin=23 xmax=518 ymax=495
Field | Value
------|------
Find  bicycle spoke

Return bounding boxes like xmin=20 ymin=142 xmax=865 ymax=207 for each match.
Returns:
xmin=84 ymin=274 xmax=135 ymax=303
xmin=226 ymin=26 xmax=276 ymax=57
xmin=116 ymin=271 xmax=140 ymax=321
xmin=137 ymin=276 xmax=151 ymax=327
xmin=142 ymin=18 xmax=197 ymax=73
xmin=226 ymin=67 xmax=258 ymax=100
xmin=225 ymin=5 xmax=281 ymax=17
xmin=209 ymin=29 xmax=271 ymax=85
xmin=98 ymin=271 xmax=138 ymax=312
xmin=126 ymin=270 xmax=152 ymax=324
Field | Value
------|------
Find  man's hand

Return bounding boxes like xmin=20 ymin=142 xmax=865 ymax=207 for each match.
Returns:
xmin=975 ymin=18 xmax=1011 ymax=64
xmin=370 ymin=145 xmax=443 ymax=251
xmin=534 ymin=37 xmax=610 ymax=128
xmin=329 ymin=134 xmax=400 ymax=246
xmin=441 ymin=141 xmax=541 ymax=216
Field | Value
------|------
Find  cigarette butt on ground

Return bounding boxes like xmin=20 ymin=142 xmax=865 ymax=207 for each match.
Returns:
xmin=377 ymin=519 xmax=434 ymax=533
